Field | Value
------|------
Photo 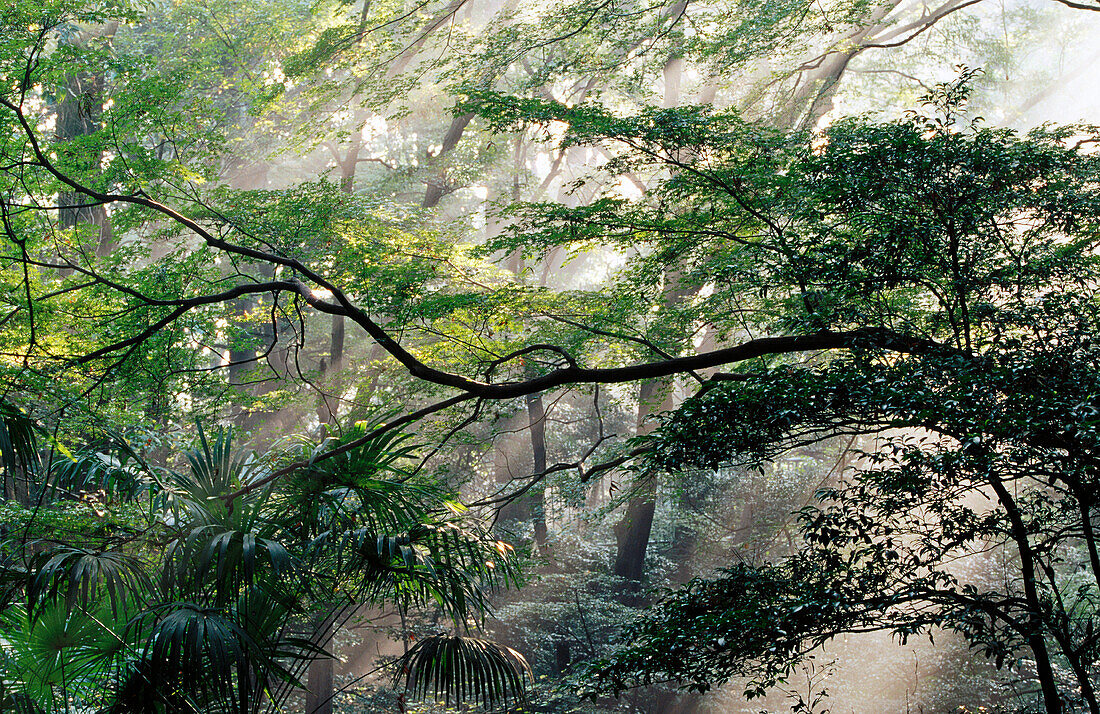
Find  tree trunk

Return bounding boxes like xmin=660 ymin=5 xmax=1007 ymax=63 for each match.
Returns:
xmin=56 ymin=27 xmax=117 ymax=257
xmin=773 ymin=0 xmax=900 ymax=130
xmin=315 ymin=136 xmax=357 ymax=430
xmin=526 ymin=389 xmax=549 ymax=549
xmin=304 ymin=614 xmax=336 ymax=714
xmin=613 ymin=379 xmax=670 ymax=591
xmin=227 ymin=296 xmax=258 ymax=390
xmin=988 ymin=477 xmax=1064 ymax=714
xmin=421 ymin=112 xmax=474 ymax=208
xmin=612 ymin=50 xmax=693 ymax=594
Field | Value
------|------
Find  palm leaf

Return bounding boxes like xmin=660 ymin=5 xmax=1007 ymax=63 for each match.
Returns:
xmin=166 ymin=424 xmax=269 ymax=528
xmin=0 ymin=601 xmax=131 ymax=711
xmin=121 ymin=596 xmax=321 ymax=714
xmin=26 ymin=546 xmax=150 ymax=619
xmin=0 ymin=398 xmax=39 ymax=479
xmin=329 ymin=516 xmax=518 ymax=627
xmin=399 ymin=635 xmax=531 ymax=710
xmin=49 ymin=445 xmax=152 ymax=502
xmin=162 ymin=525 xmax=295 ymax=606
xmin=283 ymin=424 xmax=439 ymax=534
xmin=129 ymin=602 xmax=249 ymax=710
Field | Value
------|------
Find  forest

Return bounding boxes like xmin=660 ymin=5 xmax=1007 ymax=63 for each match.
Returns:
xmin=2 ymin=0 xmax=1100 ymax=712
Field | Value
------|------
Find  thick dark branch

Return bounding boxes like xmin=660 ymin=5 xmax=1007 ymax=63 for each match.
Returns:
xmin=5 ymin=96 xmax=953 ymax=403
xmin=72 ymin=281 xmax=302 ymax=364
xmin=1047 ymin=0 xmax=1100 ymax=10
xmin=0 ymin=96 xmax=471 ymax=388
xmin=437 ymin=327 xmax=961 ymax=400
xmin=1 ymin=98 xmax=967 ymax=498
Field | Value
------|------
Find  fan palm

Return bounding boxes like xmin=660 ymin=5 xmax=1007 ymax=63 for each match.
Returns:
xmin=0 ymin=399 xmax=39 ymax=480
xmin=0 ymin=600 xmax=134 ymax=713
xmin=1 ymin=422 xmax=529 ymax=713
xmin=276 ymin=424 xmax=528 ymax=710
xmin=400 ymin=635 xmax=532 ymax=710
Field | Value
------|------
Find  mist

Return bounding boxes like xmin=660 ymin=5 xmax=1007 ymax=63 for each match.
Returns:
xmin=2 ymin=0 xmax=1099 ymax=712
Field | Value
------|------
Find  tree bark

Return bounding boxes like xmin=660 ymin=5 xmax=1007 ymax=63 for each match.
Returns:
xmin=56 ymin=27 xmax=117 ymax=257
xmin=526 ymin=388 xmax=549 ymax=549
xmin=774 ymin=0 xmax=900 ymax=130
xmin=421 ymin=112 xmax=474 ymax=208
xmin=611 ymin=41 xmax=694 ymax=583
xmin=304 ymin=614 xmax=336 ymax=714
xmin=988 ymin=476 xmax=1064 ymax=714
xmin=613 ymin=378 xmax=670 ymax=589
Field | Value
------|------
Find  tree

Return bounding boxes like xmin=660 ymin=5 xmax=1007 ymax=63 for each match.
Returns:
xmin=6 ymin=0 xmax=1100 ymax=710
xmin=566 ymin=80 xmax=1100 ymax=713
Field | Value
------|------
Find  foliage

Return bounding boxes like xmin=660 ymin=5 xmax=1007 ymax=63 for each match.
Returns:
xmin=0 ymin=425 xmax=525 ymax=712
xmin=543 ymin=84 xmax=1100 ymax=713
xmin=399 ymin=635 xmax=531 ymax=710
xmin=4 ymin=0 xmax=1100 ymax=710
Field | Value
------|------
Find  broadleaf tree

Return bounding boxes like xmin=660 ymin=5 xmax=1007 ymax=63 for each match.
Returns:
xmin=5 ymin=0 xmax=1100 ymax=711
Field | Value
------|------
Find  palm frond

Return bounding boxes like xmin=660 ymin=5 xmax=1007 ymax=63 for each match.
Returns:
xmin=399 ymin=635 xmax=531 ymax=710
xmin=49 ymin=445 xmax=153 ymax=502
xmin=166 ymin=424 xmax=269 ymax=528
xmin=0 ymin=600 xmax=132 ymax=711
xmin=162 ymin=525 xmax=295 ymax=605
xmin=0 ymin=556 xmax=27 ymax=612
xmin=123 ymin=598 xmax=320 ymax=714
xmin=0 ymin=398 xmax=39 ymax=479
xmin=341 ymin=521 xmax=518 ymax=624
xmin=26 ymin=545 xmax=150 ymax=619
xmin=283 ymin=424 xmax=439 ymax=534
xmin=0 ymin=692 xmax=44 ymax=714
xmin=132 ymin=602 xmax=249 ymax=709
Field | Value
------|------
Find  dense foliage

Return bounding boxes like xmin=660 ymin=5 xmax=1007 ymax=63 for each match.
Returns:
xmin=4 ymin=0 xmax=1100 ymax=712
xmin=474 ymin=80 xmax=1100 ymax=714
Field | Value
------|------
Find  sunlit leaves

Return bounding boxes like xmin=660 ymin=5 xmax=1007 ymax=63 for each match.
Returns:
xmin=0 ymin=600 xmax=133 ymax=710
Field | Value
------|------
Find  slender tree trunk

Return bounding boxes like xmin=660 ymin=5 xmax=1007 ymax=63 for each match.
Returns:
xmin=304 ymin=614 xmax=336 ymax=714
xmin=315 ymin=132 xmax=359 ymax=429
xmin=612 ymin=49 xmax=693 ymax=594
xmin=613 ymin=379 xmax=670 ymax=590
xmin=525 ymin=388 xmax=549 ymax=548
xmin=988 ymin=477 xmax=1064 ymax=714
xmin=228 ymin=296 xmax=258 ymax=390
xmin=485 ymin=144 xmax=552 ymax=548
xmin=421 ymin=112 xmax=474 ymax=208
xmin=221 ymin=159 xmax=272 ymax=428
xmin=317 ymin=311 xmax=345 ymax=426
xmin=56 ymin=26 xmax=118 ymax=257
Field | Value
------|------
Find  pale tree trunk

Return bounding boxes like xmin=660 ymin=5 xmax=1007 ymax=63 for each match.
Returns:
xmin=56 ymin=24 xmax=118 ymax=258
xmin=219 ymin=154 xmax=273 ymax=428
xmin=611 ymin=49 xmax=694 ymax=594
xmin=493 ymin=352 xmax=550 ymax=550
xmin=514 ymin=136 xmax=549 ymax=550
